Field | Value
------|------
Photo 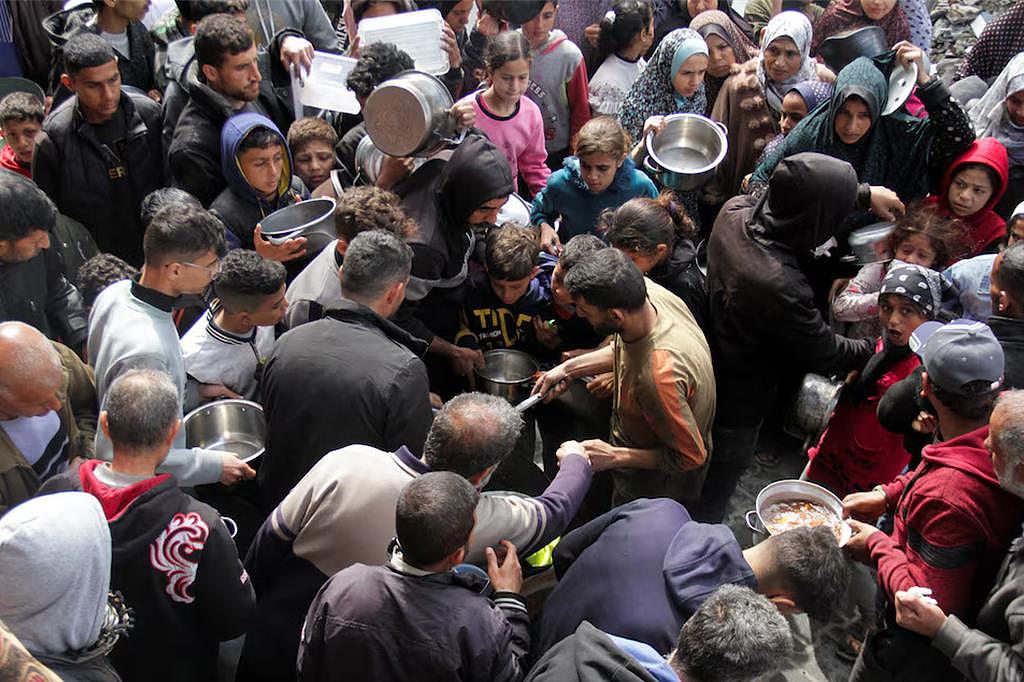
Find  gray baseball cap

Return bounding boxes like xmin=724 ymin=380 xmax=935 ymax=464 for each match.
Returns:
xmin=910 ymin=320 xmax=1004 ymax=396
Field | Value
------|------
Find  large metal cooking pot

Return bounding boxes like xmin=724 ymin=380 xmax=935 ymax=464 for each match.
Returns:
xmin=355 ymin=135 xmax=428 ymax=185
xmin=183 ymin=399 xmax=266 ymax=463
xmin=817 ymin=26 xmax=887 ymax=74
xmin=643 ymin=114 xmax=728 ymax=191
xmin=746 ymin=479 xmax=852 ymax=546
xmin=475 ymin=349 xmax=539 ymax=405
xmin=259 ymin=198 xmax=337 ymax=245
xmin=784 ymin=373 xmax=844 ymax=443
xmin=363 ymin=70 xmax=465 ymax=158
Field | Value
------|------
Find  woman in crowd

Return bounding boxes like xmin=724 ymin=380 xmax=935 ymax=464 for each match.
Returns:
xmin=689 ymin=9 xmax=756 ymax=115
xmin=968 ymin=52 xmax=1024 ymax=217
xmin=709 ymin=12 xmax=829 ymax=203
xmin=589 ymin=0 xmax=655 ymax=116
xmin=810 ymin=0 xmax=911 ymax=58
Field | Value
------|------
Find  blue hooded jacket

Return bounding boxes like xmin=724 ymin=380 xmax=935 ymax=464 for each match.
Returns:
xmin=210 ymin=112 xmax=308 ymax=250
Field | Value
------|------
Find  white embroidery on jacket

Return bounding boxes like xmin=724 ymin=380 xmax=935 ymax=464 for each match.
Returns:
xmin=149 ymin=512 xmax=209 ymax=603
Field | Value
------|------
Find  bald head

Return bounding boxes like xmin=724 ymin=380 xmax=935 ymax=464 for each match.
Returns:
xmin=0 ymin=322 xmax=63 ymax=420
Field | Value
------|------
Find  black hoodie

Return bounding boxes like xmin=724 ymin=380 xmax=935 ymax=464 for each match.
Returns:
xmin=527 ymin=622 xmax=665 ymax=682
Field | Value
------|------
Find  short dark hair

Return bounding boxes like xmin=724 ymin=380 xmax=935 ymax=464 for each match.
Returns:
xmin=483 ymin=31 xmax=531 ymax=73
xmin=422 ymin=392 xmax=524 ymax=478
xmin=63 ymin=33 xmax=117 ymax=76
xmin=194 ymin=13 xmax=254 ymax=70
xmin=214 ymin=249 xmax=286 ymax=313
xmin=340 ymin=229 xmax=413 ymax=302
xmin=559 ymin=233 xmax=606 ymax=273
xmin=352 ymin=0 xmax=415 ymax=23
xmin=0 ymin=170 xmax=57 ymax=241
xmin=333 ymin=186 xmax=417 ymax=241
xmin=141 ymin=187 xmax=201 ymax=228
xmin=0 ymin=92 xmax=43 ymax=127
xmin=238 ymin=126 xmax=283 ymax=153
xmin=931 ymin=381 xmax=999 ymax=420
xmin=996 ymin=241 xmax=1024 ymax=306
xmin=763 ymin=526 xmax=850 ymax=622
xmin=287 ymin=116 xmax=339 ymax=152
xmin=671 ymin=584 xmax=792 ymax=682
xmin=486 ymin=223 xmax=539 ymax=280
xmin=175 ymin=0 xmax=249 ymax=22
xmin=345 ymin=42 xmax=415 ymax=99
xmin=104 ymin=369 xmax=181 ymax=452
xmin=78 ymin=254 xmax=138 ymax=308
xmin=564 ymin=247 xmax=647 ymax=311
xmin=395 ymin=472 xmax=479 ymax=567
xmin=143 ymin=205 xmax=227 ymax=266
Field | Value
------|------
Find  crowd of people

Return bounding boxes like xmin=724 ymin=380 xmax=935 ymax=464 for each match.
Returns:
xmin=2 ymin=0 xmax=1024 ymax=680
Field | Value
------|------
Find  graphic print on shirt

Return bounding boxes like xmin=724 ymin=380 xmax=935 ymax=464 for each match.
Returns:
xmin=149 ymin=512 xmax=209 ymax=604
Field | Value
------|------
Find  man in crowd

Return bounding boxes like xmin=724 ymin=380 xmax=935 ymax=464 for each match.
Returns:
xmin=990 ymin=241 xmax=1024 ymax=388
xmin=534 ymin=497 xmax=848 ymax=656
xmin=527 ymin=584 xmax=793 ymax=682
xmin=260 ymin=230 xmax=432 ymax=511
xmin=33 ymin=33 xmax=163 ymax=266
xmin=41 ymin=369 xmax=255 ymax=682
xmin=534 ymin=248 xmax=715 ymax=505
xmin=0 ymin=322 xmax=96 ymax=515
xmin=88 ymin=203 xmax=253 ymax=487
xmin=297 ymin=472 xmax=531 ymax=680
xmin=0 ymin=172 xmax=87 ymax=351
xmin=844 ymin=320 xmax=1024 ymax=680
xmin=241 ymin=392 xmax=592 ymax=681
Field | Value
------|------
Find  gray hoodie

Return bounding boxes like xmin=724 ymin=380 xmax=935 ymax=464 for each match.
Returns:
xmin=246 ymin=0 xmax=339 ymax=52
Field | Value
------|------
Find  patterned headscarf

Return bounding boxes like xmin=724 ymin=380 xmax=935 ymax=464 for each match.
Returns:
xmin=691 ymin=10 xmax=757 ymax=109
xmin=789 ymin=80 xmax=835 ymax=113
xmin=879 ymin=260 xmax=943 ymax=318
xmin=756 ymin=11 xmax=818 ymax=113
xmin=809 ymin=0 xmax=911 ymax=58
xmin=617 ymin=28 xmax=709 ymax=142
xmin=967 ymin=52 xmax=1024 ymax=167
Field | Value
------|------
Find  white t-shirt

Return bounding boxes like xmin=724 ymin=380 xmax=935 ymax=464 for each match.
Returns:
xmin=589 ymin=54 xmax=647 ymax=116
xmin=180 ymin=310 xmax=276 ymax=400
xmin=100 ymin=30 xmax=130 ymax=57
xmin=1 ymin=411 xmax=66 ymax=480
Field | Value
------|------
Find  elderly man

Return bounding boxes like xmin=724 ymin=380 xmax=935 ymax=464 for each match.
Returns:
xmin=534 ymin=248 xmax=715 ymax=505
xmin=0 ymin=322 xmax=96 ymax=514
xmin=892 ymin=390 xmax=1024 ymax=681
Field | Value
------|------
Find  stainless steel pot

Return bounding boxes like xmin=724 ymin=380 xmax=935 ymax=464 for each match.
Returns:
xmin=474 ymin=349 xmax=539 ymax=405
xmin=784 ymin=373 xmax=844 ymax=443
xmin=183 ymin=399 xmax=266 ymax=463
xmin=260 ymin=197 xmax=337 ymax=244
xmin=363 ymin=70 xmax=465 ymax=158
xmin=817 ymin=26 xmax=887 ymax=74
xmin=644 ymin=114 xmax=728 ymax=191
xmin=355 ymin=135 xmax=428 ymax=185
xmin=745 ymin=479 xmax=852 ymax=546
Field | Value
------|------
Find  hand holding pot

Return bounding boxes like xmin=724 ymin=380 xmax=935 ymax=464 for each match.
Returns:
xmin=450 ymin=346 xmax=484 ymax=378
xmin=868 ymin=185 xmax=905 ymax=221
xmin=254 ymin=225 xmax=308 ymax=263
xmin=843 ymin=518 xmax=881 ymax=564
xmin=532 ymin=364 xmax=571 ymax=402
xmin=641 ymin=116 xmax=667 ymax=141
xmin=451 ymin=99 xmax=476 ymax=131
xmin=219 ymin=454 xmax=256 ymax=486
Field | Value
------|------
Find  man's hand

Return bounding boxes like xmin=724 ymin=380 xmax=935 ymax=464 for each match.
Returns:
xmin=556 ymin=439 xmax=590 ymax=465
xmin=843 ymin=518 xmax=882 ymax=564
xmin=539 ymin=222 xmax=561 ymax=255
xmin=895 ymin=589 xmax=947 ymax=638
xmin=219 ymin=454 xmax=256 ymax=486
xmin=580 ymin=439 xmax=619 ymax=472
xmin=532 ymin=363 xmax=571 ymax=402
xmin=441 ymin=22 xmax=462 ymax=69
xmin=198 ymin=383 xmax=243 ymax=402
xmin=584 ymin=23 xmax=600 ymax=47
xmin=867 ymin=185 xmax=905 ymax=221
xmin=254 ymin=225 xmax=308 ymax=263
xmin=376 ymin=154 xmax=416 ymax=190
xmin=281 ymin=35 xmax=315 ymax=80
xmin=450 ymin=99 xmax=476 ymax=130
xmin=586 ymin=372 xmax=614 ymax=399
xmin=842 ymin=489 xmax=888 ymax=520
xmin=450 ymin=345 xmax=484 ymax=378
xmin=486 ymin=540 xmax=523 ymax=593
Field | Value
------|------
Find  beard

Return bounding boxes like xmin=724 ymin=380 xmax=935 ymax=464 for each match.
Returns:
xmin=591 ymin=318 xmax=622 ymax=338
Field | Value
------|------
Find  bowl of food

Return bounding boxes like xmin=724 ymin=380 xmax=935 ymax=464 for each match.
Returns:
xmin=746 ymin=479 xmax=851 ymax=546
xmin=183 ymin=399 xmax=266 ymax=463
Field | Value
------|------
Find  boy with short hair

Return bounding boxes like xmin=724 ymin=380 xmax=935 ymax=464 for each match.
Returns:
xmin=455 ymin=222 xmax=557 ymax=356
xmin=287 ymin=116 xmax=338 ymax=193
xmin=181 ymin=249 xmax=287 ymax=401
xmin=0 ymin=93 xmax=44 ymax=179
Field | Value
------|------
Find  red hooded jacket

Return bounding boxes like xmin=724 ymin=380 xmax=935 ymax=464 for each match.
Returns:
xmin=923 ymin=138 xmax=1009 ymax=258
xmin=867 ymin=425 xmax=1024 ymax=620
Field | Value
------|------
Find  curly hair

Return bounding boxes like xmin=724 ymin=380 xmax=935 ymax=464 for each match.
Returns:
xmin=214 ymin=249 xmax=286 ymax=314
xmin=287 ymin=117 xmax=338 ymax=153
xmin=77 ymin=254 xmax=138 ymax=308
xmin=194 ymin=13 xmax=253 ymax=70
xmin=0 ymin=92 xmax=43 ymax=126
xmin=345 ymin=42 xmax=415 ymax=99
xmin=333 ymin=186 xmax=417 ymax=241
xmin=485 ymin=223 xmax=540 ymax=280
xmin=887 ymin=202 xmax=970 ymax=269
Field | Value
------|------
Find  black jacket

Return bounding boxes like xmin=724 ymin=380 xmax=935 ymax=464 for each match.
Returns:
xmin=989 ymin=315 xmax=1024 ymax=390
xmin=526 ymin=622 xmax=662 ymax=682
xmin=649 ymin=239 xmax=708 ymax=332
xmin=707 ymin=153 xmax=875 ymax=426
xmin=40 ymin=461 xmax=256 ymax=682
xmin=0 ymin=245 xmax=87 ymax=349
xmin=258 ymin=300 xmax=433 ymax=511
xmin=33 ymin=90 xmax=163 ymax=265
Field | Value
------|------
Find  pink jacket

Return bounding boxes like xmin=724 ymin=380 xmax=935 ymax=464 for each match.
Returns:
xmin=467 ymin=91 xmax=551 ymax=196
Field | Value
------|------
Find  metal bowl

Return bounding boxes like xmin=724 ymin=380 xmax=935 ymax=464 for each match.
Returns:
xmin=784 ymin=373 xmax=844 ymax=443
xmin=474 ymin=349 xmax=539 ymax=405
xmin=644 ymin=114 xmax=729 ymax=191
xmin=817 ymin=26 xmax=888 ymax=74
xmin=183 ymin=399 xmax=266 ymax=463
xmin=363 ymin=70 xmax=459 ymax=158
xmin=747 ymin=479 xmax=852 ymax=546
xmin=259 ymin=198 xmax=337 ymax=244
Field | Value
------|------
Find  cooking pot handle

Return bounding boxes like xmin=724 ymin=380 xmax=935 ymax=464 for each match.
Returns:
xmin=443 ymin=128 xmax=469 ymax=148
xmin=711 ymin=120 xmax=729 ymax=137
xmin=745 ymin=510 xmax=766 ymax=535
xmin=221 ymin=516 xmax=238 ymax=538
xmin=642 ymin=156 xmax=663 ymax=174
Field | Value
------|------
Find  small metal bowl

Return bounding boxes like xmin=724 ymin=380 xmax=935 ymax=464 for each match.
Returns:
xmin=183 ymin=399 xmax=266 ymax=463
xmin=259 ymin=198 xmax=337 ymax=244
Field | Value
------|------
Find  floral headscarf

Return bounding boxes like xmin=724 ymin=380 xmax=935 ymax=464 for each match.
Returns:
xmin=967 ymin=52 xmax=1024 ymax=167
xmin=756 ymin=11 xmax=819 ymax=112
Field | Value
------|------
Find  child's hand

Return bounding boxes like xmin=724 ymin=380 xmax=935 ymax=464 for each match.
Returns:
xmin=254 ymin=225 xmax=308 ymax=263
xmin=451 ymin=100 xmax=476 ymax=130
xmin=912 ymin=410 xmax=938 ymax=434
xmin=533 ymin=316 xmax=562 ymax=349
xmin=376 ymin=155 xmax=416 ymax=190
xmin=539 ymin=223 xmax=561 ymax=255
xmin=895 ymin=589 xmax=947 ymax=638
xmin=893 ymin=40 xmax=930 ymax=86
xmin=586 ymin=372 xmax=614 ymax=399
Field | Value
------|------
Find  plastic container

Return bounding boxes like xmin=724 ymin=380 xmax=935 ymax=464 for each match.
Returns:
xmin=358 ymin=9 xmax=449 ymax=75
xmin=293 ymin=51 xmax=360 ymax=114
xmin=848 ymin=221 xmax=895 ymax=264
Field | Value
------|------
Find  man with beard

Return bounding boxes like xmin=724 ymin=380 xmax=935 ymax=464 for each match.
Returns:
xmin=533 ymin=248 xmax=715 ymax=505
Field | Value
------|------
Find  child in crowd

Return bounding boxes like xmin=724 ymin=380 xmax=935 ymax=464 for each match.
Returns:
xmin=455 ymin=223 xmax=558 ymax=358
xmin=588 ymin=0 xmax=654 ymax=116
xmin=287 ymin=117 xmax=339 ymax=194
xmin=210 ymin=113 xmax=309 ymax=262
xmin=833 ymin=206 xmax=967 ymax=339
xmin=922 ymin=138 xmax=1010 ymax=257
xmin=531 ymin=116 xmax=657 ymax=251
xmin=519 ymin=0 xmax=592 ymax=170
xmin=465 ymin=32 xmax=550 ymax=197
xmin=0 ymin=92 xmax=43 ymax=179
xmin=181 ymin=249 xmax=287 ymax=403
xmin=806 ymin=262 xmax=944 ymax=499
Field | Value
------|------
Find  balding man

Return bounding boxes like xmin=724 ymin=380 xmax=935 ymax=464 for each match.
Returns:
xmin=894 ymin=391 xmax=1024 ymax=681
xmin=0 ymin=321 xmax=97 ymax=514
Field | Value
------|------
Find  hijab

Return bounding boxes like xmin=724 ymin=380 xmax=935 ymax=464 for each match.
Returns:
xmin=879 ymin=260 xmax=944 ymax=318
xmin=967 ymin=52 xmax=1024 ymax=167
xmin=790 ymin=80 xmax=835 ymax=112
xmin=756 ymin=11 xmax=819 ymax=112
xmin=691 ymin=10 xmax=757 ymax=110
xmin=618 ymin=28 xmax=709 ymax=142
xmin=810 ymin=0 xmax=911 ymax=58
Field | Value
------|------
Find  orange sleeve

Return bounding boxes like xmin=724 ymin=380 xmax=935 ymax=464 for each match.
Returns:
xmin=645 ymin=349 xmax=707 ymax=471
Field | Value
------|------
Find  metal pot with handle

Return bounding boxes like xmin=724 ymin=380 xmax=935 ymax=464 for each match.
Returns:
xmin=474 ymin=349 xmax=539 ymax=405
xmin=783 ymin=373 xmax=844 ymax=448
xmin=745 ymin=479 xmax=852 ymax=546
xmin=363 ymin=70 xmax=466 ymax=158
xmin=643 ymin=114 xmax=729 ymax=191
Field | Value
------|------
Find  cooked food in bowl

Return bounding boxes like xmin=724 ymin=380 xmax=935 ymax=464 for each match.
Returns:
xmin=763 ymin=499 xmax=844 ymax=543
